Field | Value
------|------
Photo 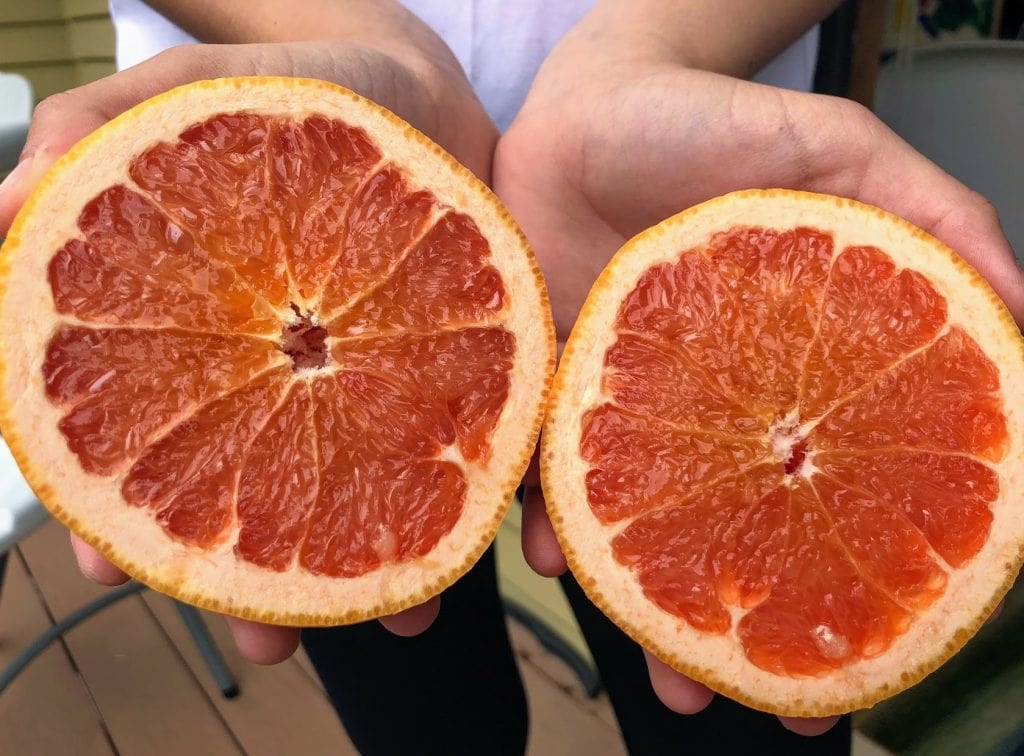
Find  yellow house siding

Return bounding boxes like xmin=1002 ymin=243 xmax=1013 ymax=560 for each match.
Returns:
xmin=0 ymin=0 xmax=115 ymax=101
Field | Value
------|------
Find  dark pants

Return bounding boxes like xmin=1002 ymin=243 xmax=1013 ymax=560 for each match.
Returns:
xmin=302 ymin=547 xmax=851 ymax=756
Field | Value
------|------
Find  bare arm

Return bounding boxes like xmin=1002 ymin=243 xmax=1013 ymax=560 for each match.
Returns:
xmin=572 ymin=0 xmax=842 ymax=77
xmin=143 ymin=0 xmax=403 ymax=43
xmin=141 ymin=0 xmax=460 ymax=78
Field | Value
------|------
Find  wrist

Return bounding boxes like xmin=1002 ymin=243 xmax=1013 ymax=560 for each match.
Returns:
xmin=580 ymin=0 xmax=838 ymax=77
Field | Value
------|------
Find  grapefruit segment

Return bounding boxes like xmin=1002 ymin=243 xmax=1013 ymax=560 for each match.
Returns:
xmin=50 ymin=185 xmax=278 ymax=334
xmin=236 ymin=381 xmax=319 ymax=570
xmin=611 ymin=466 xmax=785 ymax=633
xmin=317 ymin=167 xmax=437 ymax=314
xmin=1 ymin=77 xmax=554 ymax=626
xmin=130 ymin=113 xmax=289 ymax=307
xmin=817 ymin=451 xmax=996 ymax=569
xmin=267 ymin=116 xmax=382 ymax=299
xmin=543 ymin=189 xmax=1024 ymax=715
xmin=604 ymin=333 xmax=768 ymax=435
xmin=301 ymin=373 xmax=467 ymax=578
xmin=333 ymin=327 xmax=515 ymax=462
xmin=800 ymin=245 xmax=947 ymax=419
xmin=738 ymin=479 xmax=913 ymax=678
xmin=581 ymin=403 xmax=768 ymax=523
xmin=616 ymin=255 xmax=768 ymax=414
xmin=326 ymin=211 xmax=506 ymax=336
xmin=334 ymin=368 xmax=454 ymax=456
xmin=706 ymin=226 xmax=833 ymax=408
xmin=810 ymin=473 xmax=947 ymax=611
xmin=124 ymin=367 xmax=291 ymax=546
xmin=810 ymin=327 xmax=1007 ymax=460
xmin=44 ymin=327 xmax=284 ymax=475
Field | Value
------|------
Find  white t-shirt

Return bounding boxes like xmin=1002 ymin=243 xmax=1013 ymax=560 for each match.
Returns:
xmin=109 ymin=0 xmax=819 ymax=132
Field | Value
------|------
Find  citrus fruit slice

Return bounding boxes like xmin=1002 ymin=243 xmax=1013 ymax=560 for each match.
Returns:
xmin=542 ymin=189 xmax=1024 ymax=716
xmin=0 ymin=77 xmax=554 ymax=625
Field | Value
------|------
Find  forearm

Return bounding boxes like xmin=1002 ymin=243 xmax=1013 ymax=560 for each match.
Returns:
xmin=583 ymin=0 xmax=842 ymax=77
xmin=142 ymin=0 xmax=470 ymax=105
xmin=143 ymin=0 xmax=411 ymax=44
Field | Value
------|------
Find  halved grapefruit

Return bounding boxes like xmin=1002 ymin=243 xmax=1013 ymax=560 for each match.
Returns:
xmin=542 ymin=189 xmax=1024 ymax=716
xmin=0 ymin=77 xmax=555 ymax=625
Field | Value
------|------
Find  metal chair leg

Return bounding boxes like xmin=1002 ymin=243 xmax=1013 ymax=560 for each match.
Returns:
xmin=0 ymin=581 xmax=145 ymax=694
xmin=174 ymin=601 xmax=239 ymax=698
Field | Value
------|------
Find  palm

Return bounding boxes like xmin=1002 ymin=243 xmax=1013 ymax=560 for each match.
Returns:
xmin=496 ymin=65 xmax=1024 ymax=338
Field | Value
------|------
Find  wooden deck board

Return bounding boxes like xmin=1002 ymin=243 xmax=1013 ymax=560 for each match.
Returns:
xmin=141 ymin=592 xmax=356 ymax=756
xmin=518 ymin=650 xmax=626 ymax=756
xmin=0 ymin=549 xmax=114 ymax=756
xmin=18 ymin=521 xmax=242 ymax=755
xmin=508 ymin=618 xmax=620 ymax=731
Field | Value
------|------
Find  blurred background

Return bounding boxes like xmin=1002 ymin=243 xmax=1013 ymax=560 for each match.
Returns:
xmin=0 ymin=1 xmax=1022 ymax=755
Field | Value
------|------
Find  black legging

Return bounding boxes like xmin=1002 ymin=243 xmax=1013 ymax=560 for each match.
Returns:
xmin=302 ymin=546 xmax=851 ymax=755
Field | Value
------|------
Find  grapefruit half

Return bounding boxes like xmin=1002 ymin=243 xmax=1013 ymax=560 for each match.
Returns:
xmin=0 ymin=77 xmax=555 ymax=625
xmin=542 ymin=189 xmax=1024 ymax=716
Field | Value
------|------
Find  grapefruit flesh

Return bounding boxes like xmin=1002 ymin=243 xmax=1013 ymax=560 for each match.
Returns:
xmin=1 ymin=78 xmax=554 ymax=624
xmin=543 ymin=190 xmax=1024 ymax=715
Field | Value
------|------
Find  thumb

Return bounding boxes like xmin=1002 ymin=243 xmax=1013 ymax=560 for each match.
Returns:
xmin=0 ymin=107 xmax=101 ymax=236
xmin=521 ymin=485 xmax=568 ymax=577
xmin=0 ymin=44 xmax=209 ymax=236
xmin=0 ymin=43 xmax=287 ymax=236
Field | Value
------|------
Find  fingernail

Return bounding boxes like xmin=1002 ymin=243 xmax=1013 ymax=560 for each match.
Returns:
xmin=0 ymin=155 xmax=31 ymax=196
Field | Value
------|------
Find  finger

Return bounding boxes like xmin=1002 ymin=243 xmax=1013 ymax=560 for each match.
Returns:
xmin=787 ymin=95 xmax=1024 ymax=323
xmin=986 ymin=599 xmax=1005 ymax=625
xmin=522 ymin=448 xmax=540 ymax=488
xmin=778 ymin=715 xmax=841 ymax=736
xmin=69 ymin=532 xmax=129 ymax=585
xmin=224 ymin=616 xmax=300 ymax=665
xmin=1 ymin=43 xmax=306 ymax=236
xmin=861 ymin=130 xmax=1024 ymax=323
xmin=377 ymin=596 xmax=440 ymax=636
xmin=521 ymin=485 xmax=568 ymax=577
xmin=0 ymin=135 xmax=97 ymax=237
xmin=642 ymin=649 xmax=716 ymax=714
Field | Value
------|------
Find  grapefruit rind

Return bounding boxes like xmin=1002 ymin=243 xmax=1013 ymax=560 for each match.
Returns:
xmin=0 ymin=77 xmax=556 ymax=626
xmin=542 ymin=189 xmax=1024 ymax=716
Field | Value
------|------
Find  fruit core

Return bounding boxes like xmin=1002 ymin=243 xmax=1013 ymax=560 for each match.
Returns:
xmin=282 ymin=304 xmax=329 ymax=371
xmin=770 ymin=414 xmax=809 ymax=477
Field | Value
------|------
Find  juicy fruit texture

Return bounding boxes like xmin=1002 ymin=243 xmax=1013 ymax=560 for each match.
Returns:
xmin=44 ymin=112 xmax=514 ymax=578
xmin=583 ymin=226 xmax=1006 ymax=677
